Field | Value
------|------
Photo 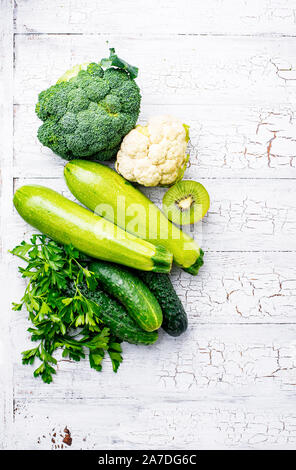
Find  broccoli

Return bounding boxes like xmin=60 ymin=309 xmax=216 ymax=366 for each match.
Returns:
xmin=35 ymin=49 xmax=141 ymax=161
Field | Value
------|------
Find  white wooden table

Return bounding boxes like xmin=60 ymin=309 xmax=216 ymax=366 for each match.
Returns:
xmin=1 ymin=0 xmax=296 ymax=450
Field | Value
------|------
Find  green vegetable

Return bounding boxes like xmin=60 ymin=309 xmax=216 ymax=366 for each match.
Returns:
xmin=100 ymin=47 xmax=139 ymax=79
xmin=89 ymin=260 xmax=162 ymax=332
xmin=13 ymin=185 xmax=173 ymax=273
xmin=64 ymin=160 xmax=203 ymax=274
xmin=36 ymin=48 xmax=141 ymax=161
xmin=78 ymin=284 xmax=158 ymax=345
xmin=10 ymin=235 xmax=124 ymax=383
xmin=182 ymin=251 xmax=204 ymax=275
xmin=138 ymin=272 xmax=188 ymax=337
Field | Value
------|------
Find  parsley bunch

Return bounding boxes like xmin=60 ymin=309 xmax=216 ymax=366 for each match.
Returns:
xmin=10 ymin=234 xmax=123 ymax=383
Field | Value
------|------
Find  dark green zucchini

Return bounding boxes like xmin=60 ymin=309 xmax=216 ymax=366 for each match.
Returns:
xmin=138 ymin=272 xmax=188 ymax=337
xmin=89 ymin=261 xmax=162 ymax=332
xmin=78 ymin=284 xmax=158 ymax=345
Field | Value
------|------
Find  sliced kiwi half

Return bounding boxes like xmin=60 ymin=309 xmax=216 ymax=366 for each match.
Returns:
xmin=162 ymin=180 xmax=210 ymax=225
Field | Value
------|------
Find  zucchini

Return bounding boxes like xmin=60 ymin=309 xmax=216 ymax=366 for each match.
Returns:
xmin=138 ymin=272 xmax=188 ymax=337
xmin=64 ymin=160 xmax=203 ymax=274
xmin=13 ymin=185 xmax=173 ymax=273
xmin=75 ymin=284 xmax=158 ymax=345
xmin=183 ymin=249 xmax=204 ymax=275
xmin=89 ymin=260 xmax=162 ymax=332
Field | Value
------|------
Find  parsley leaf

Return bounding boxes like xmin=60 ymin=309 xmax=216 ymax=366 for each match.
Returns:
xmin=11 ymin=235 xmax=124 ymax=383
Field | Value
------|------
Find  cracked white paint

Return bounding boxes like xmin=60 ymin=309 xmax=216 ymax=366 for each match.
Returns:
xmin=13 ymin=104 xmax=296 ymax=178
xmin=1 ymin=0 xmax=296 ymax=450
xmin=10 ymin=325 xmax=296 ymax=399
xmin=11 ymin=399 xmax=296 ymax=450
xmin=14 ymin=0 xmax=296 ymax=35
xmin=13 ymin=35 xmax=296 ymax=107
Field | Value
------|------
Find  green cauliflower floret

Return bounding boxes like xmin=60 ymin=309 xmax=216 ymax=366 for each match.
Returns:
xmin=36 ymin=51 xmax=141 ymax=161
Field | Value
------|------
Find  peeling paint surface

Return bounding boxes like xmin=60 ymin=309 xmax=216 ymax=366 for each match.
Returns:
xmin=1 ymin=0 xmax=296 ymax=450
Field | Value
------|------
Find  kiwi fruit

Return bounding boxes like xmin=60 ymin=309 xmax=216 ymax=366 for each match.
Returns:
xmin=162 ymin=180 xmax=210 ymax=225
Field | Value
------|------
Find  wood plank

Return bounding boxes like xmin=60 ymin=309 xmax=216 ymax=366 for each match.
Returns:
xmin=14 ymin=34 xmax=296 ymax=107
xmin=174 ymin=252 xmax=296 ymax=324
xmin=11 ymin=398 xmax=296 ymax=449
xmin=13 ymin=103 xmax=296 ymax=179
xmin=12 ymin=177 xmax=296 ymax=251
xmin=12 ymin=324 xmax=296 ymax=402
xmin=6 ymin=0 xmax=296 ymax=452
xmin=0 ymin=0 xmax=14 ymax=451
xmin=14 ymin=0 xmax=296 ymax=36
xmin=9 ymin=248 xmax=296 ymax=325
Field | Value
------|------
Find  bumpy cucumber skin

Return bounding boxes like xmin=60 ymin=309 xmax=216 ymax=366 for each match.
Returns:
xmin=13 ymin=185 xmax=172 ymax=273
xmin=138 ymin=272 xmax=188 ymax=337
xmin=78 ymin=284 xmax=158 ymax=345
xmin=90 ymin=261 xmax=162 ymax=332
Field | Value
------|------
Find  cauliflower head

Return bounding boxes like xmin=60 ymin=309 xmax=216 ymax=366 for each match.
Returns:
xmin=115 ymin=115 xmax=190 ymax=187
xmin=35 ymin=50 xmax=141 ymax=161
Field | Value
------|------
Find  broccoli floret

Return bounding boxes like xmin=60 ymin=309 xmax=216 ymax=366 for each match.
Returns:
xmin=36 ymin=50 xmax=141 ymax=161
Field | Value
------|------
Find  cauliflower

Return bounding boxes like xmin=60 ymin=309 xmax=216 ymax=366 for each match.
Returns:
xmin=115 ymin=115 xmax=190 ymax=187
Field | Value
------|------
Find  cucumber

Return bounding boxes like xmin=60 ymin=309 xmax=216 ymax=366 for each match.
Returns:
xmin=64 ymin=160 xmax=203 ymax=274
xmin=138 ymin=272 xmax=188 ymax=337
xmin=74 ymin=284 xmax=158 ymax=345
xmin=13 ymin=185 xmax=173 ymax=273
xmin=89 ymin=260 xmax=162 ymax=332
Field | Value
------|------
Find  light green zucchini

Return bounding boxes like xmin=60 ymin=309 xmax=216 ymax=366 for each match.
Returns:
xmin=13 ymin=185 xmax=173 ymax=273
xmin=64 ymin=160 xmax=203 ymax=274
